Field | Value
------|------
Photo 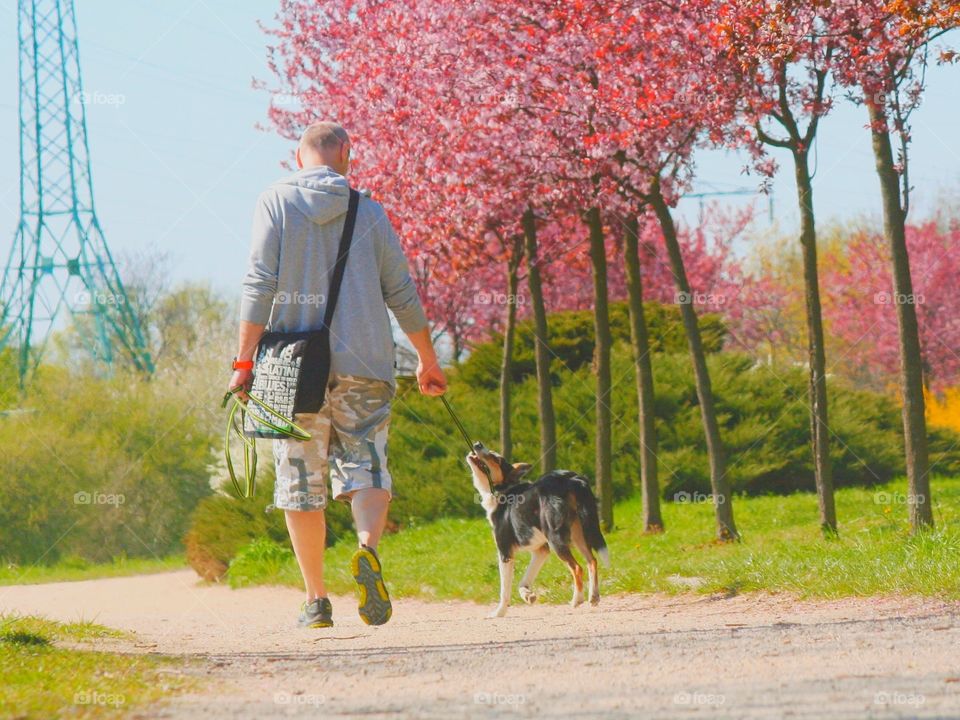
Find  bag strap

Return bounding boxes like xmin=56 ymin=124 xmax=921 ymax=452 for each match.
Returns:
xmin=323 ymin=188 xmax=360 ymax=330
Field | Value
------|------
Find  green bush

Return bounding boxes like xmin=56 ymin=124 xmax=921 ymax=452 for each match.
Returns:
xmin=385 ymin=344 xmax=960 ymax=515
xmin=0 ymin=365 xmax=214 ymax=565
xmin=184 ymin=464 xmax=356 ymax=581
xmin=457 ymin=301 xmax=727 ymax=389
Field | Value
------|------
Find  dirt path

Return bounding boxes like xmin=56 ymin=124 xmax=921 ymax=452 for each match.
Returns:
xmin=3 ymin=570 xmax=960 ymax=719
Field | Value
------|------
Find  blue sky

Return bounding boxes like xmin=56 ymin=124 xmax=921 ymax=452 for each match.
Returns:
xmin=0 ymin=1 xmax=957 ymax=304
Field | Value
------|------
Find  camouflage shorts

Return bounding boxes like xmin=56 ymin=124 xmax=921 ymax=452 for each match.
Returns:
xmin=271 ymin=373 xmax=394 ymax=512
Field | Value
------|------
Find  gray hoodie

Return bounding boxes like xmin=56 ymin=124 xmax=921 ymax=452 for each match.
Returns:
xmin=239 ymin=166 xmax=428 ymax=384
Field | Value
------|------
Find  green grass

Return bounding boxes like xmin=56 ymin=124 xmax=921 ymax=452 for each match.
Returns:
xmin=0 ymin=615 xmax=195 ymax=719
xmin=227 ymin=475 xmax=960 ymax=602
xmin=0 ymin=555 xmax=186 ymax=587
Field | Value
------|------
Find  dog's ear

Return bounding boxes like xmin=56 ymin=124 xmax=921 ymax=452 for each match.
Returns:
xmin=509 ymin=462 xmax=532 ymax=482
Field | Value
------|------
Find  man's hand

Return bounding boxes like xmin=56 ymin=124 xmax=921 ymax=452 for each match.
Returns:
xmin=228 ymin=369 xmax=253 ymax=402
xmin=417 ymin=356 xmax=446 ymax=396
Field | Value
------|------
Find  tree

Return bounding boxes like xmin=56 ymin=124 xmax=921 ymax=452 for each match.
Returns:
xmin=721 ymin=0 xmax=840 ymax=533
xmin=832 ymin=0 xmax=958 ymax=531
xmin=590 ymin=0 xmax=742 ymax=540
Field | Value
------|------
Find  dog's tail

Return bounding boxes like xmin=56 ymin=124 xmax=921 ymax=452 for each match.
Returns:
xmin=573 ymin=479 xmax=610 ymax=567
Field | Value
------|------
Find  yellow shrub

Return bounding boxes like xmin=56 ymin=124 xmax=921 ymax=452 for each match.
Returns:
xmin=927 ymin=387 xmax=960 ymax=434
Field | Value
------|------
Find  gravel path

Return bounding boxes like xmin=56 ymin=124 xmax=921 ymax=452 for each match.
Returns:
xmin=3 ymin=570 xmax=960 ymax=718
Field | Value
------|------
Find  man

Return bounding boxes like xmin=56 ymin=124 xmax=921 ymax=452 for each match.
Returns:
xmin=229 ymin=121 xmax=446 ymax=629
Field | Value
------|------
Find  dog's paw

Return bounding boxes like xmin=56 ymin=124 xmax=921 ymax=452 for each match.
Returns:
xmin=487 ymin=606 xmax=508 ymax=619
xmin=519 ymin=587 xmax=537 ymax=605
xmin=570 ymin=592 xmax=584 ymax=608
xmin=589 ymin=595 xmax=600 ymax=606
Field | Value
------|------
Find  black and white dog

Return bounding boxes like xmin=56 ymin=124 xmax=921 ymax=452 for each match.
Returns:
xmin=466 ymin=441 xmax=610 ymax=617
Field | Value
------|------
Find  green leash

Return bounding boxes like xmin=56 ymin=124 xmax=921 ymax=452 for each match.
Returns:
xmin=221 ymin=386 xmax=312 ymax=499
xmin=397 ymin=375 xmax=484 ymax=467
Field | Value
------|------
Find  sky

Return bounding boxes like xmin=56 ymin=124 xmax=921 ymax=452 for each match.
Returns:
xmin=0 ymin=1 xmax=957 ymax=309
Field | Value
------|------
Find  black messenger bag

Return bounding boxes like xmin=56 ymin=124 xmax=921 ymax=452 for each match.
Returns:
xmin=244 ymin=188 xmax=360 ymax=439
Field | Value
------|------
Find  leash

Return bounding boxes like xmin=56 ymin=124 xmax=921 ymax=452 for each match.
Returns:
xmin=221 ymin=386 xmax=312 ymax=498
xmin=397 ymin=374 xmax=491 ymax=479
xmin=440 ymin=394 xmax=476 ymax=454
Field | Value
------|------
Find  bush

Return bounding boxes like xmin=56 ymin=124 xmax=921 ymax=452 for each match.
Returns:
xmin=386 ymin=344 xmax=960 ymax=511
xmin=184 ymin=464 xmax=356 ymax=582
xmin=0 ymin=365 xmax=215 ymax=565
xmin=182 ymin=312 xmax=960 ymax=575
xmin=457 ymin=301 xmax=726 ymax=389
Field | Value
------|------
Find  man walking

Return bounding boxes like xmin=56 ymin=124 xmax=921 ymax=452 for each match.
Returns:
xmin=229 ymin=121 xmax=446 ymax=628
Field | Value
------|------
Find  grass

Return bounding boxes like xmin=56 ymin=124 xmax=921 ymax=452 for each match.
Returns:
xmin=0 ymin=555 xmax=186 ymax=587
xmin=0 ymin=615 xmax=195 ymax=719
xmin=227 ymin=475 xmax=960 ymax=603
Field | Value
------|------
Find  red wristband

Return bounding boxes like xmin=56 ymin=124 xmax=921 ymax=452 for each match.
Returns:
xmin=232 ymin=358 xmax=254 ymax=370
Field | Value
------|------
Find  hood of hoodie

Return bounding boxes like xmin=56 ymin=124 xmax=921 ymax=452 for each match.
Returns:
xmin=272 ymin=165 xmax=351 ymax=226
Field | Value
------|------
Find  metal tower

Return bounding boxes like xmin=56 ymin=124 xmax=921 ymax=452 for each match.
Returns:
xmin=0 ymin=0 xmax=153 ymax=387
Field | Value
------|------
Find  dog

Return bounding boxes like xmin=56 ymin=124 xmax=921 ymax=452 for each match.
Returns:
xmin=466 ymin=441 xmax=610 ymax=617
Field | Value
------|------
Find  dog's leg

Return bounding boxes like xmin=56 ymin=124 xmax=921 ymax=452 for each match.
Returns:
xmin=570 ymin=519 xmax=600 ymax=606
xmin=489 ymin=555 xmax=514 ymax=618
xmin=554 ymin=546 xmax=584 ymax=607
xmin=518 ymin=546 xmax=549 ymax=604
xmin=586 ymin=554 xmax=599 ymax=605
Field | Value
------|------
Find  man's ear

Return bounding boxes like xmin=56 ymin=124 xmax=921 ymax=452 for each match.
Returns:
xmin=509 ymin=462 xmax=532 ymax=482
xmin=295 ymin=147 xmax=303 ymax=169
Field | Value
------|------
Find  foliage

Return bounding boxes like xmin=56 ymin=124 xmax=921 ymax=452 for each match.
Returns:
xmin=458 ymin=301 xmax=726 ymax=389
xmin=184 ymin=466 xmax=355 ymax=582
xmin=0 ymin=355 xmax=216 ymax=566
xmin=226 ymin=474 xmax=960 ymax=601
xmin=928 ymin=387 xmax=960 ymax=435
xmin=821 ymin=219 xmax=960 ymax=392
xmin=186 ymin=338 xmax=960 ymax=576
xmin=0 ymin=615 xmax=194 ymax=718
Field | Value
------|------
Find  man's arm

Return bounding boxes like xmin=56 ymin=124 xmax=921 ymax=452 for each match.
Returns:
xmin=405 ymin=325 xmax=446 ymax=396
xmin=229 ymin=192 xmax=280 ymax=398
xmin=228 ymin=320 xmax=265 ymax=400
xmin=376 ymin=207 xmax=445 ymax=395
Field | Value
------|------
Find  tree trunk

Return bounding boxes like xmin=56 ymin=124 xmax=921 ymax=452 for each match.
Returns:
xmin=586 ymin=207 xmax=613 ymax=531
xmin=522 ymin=208 xmax=557 ymax=473
xmin=867 ymin=100 xmax=933 ymax=532
xmin=499 ymin=236 xmax=523 ymax=464
xmin=792 ymin=149 xmax=837 ymax=535
xmin=649 ymin=188 xmax=738 ymax=541
xmin=624 ymin=215 xmax=663 ymax=533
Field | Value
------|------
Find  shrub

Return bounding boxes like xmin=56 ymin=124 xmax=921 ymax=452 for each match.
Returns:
xmin=0 ymin=365 xmax=214 ymax=565
xmin=184 ymin=465 xmax=356 ymax=582
xmin=457 ymin=301 xmax=727 ymax=389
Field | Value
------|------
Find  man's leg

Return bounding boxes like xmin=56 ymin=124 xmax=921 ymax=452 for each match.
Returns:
xmin=349 ymin=487 xmax=390 ymax=549
xmin=285 ymin=509 xmax=327 ymax=601
xmin=273 ymin=411 xmax=331 ymax=605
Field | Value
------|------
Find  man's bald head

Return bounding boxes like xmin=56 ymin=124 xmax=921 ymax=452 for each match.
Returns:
xmin=297 ymin=121 xmax=351 ymax=175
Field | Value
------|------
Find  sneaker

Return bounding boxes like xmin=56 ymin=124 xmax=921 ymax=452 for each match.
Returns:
xmin=297 ymin=597 xmax=333 ymax=628
xmin=351 ymin=545 xmax=392 ymax=626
